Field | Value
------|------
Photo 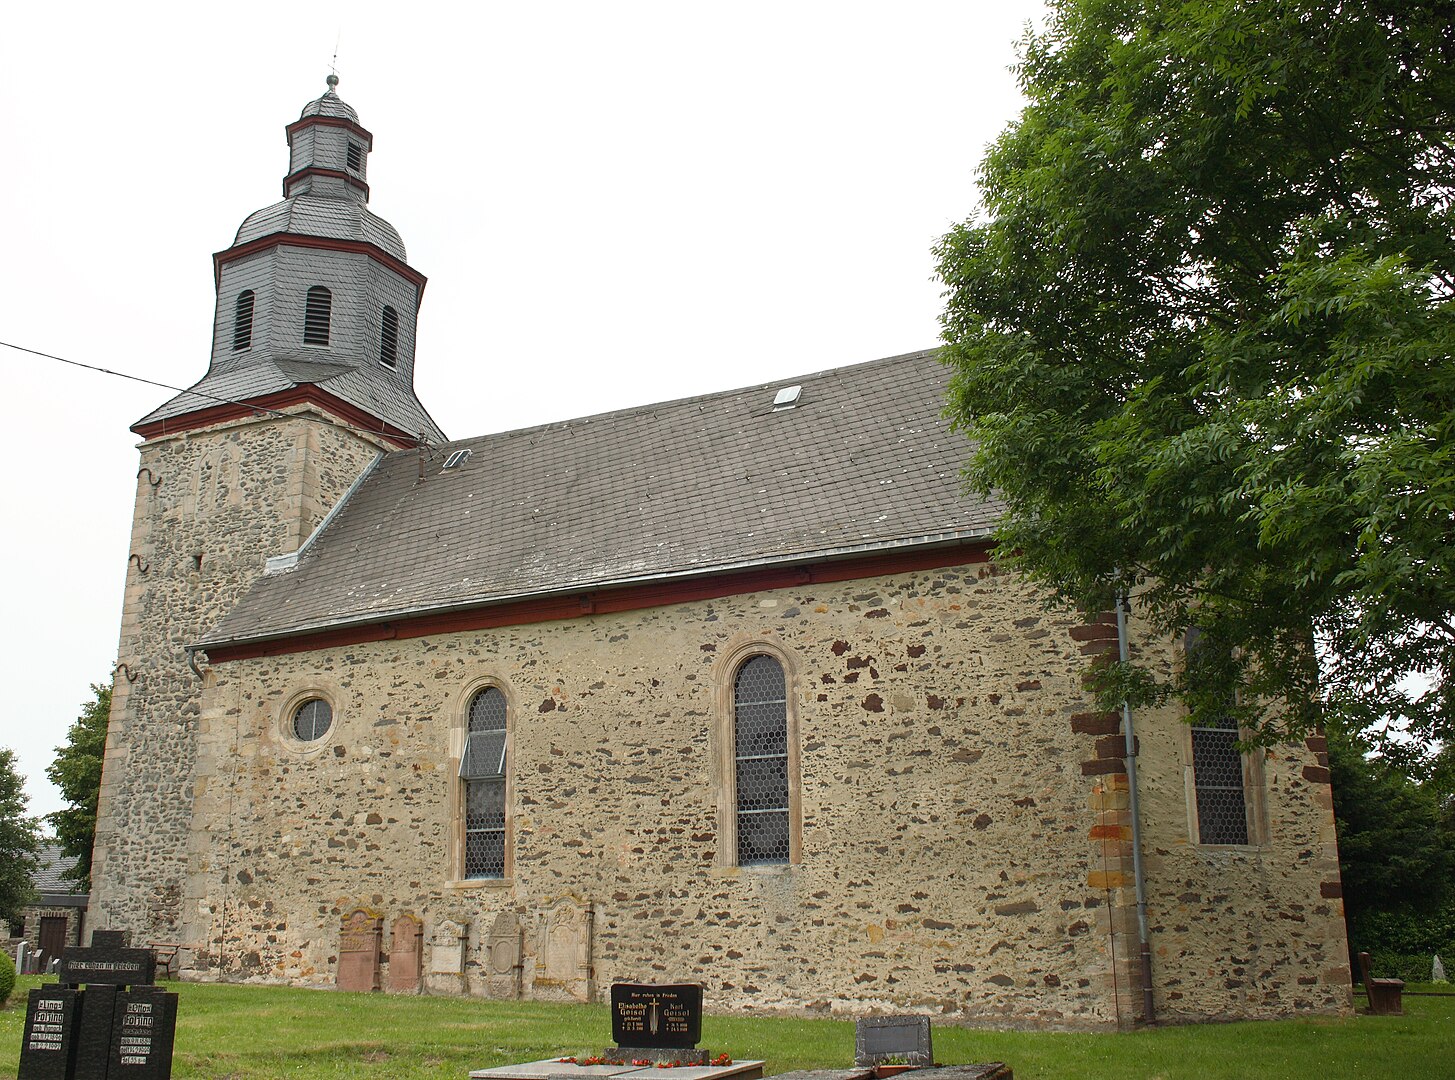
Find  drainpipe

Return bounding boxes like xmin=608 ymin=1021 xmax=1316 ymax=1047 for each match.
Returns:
xmin=1115 ymin=588 xmax=1156 ymax=1023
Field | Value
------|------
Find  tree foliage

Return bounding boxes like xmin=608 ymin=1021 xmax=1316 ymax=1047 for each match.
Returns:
xmin=936 ymin=0 xmax=1454 ymax=742
xmin=0 ymin=746 xmax=41 ymax=927
xmin=45 ymin=683 xmax=111 ymax=893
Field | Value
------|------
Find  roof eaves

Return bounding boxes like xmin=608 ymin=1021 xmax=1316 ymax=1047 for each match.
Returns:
xmin=196 ymin=527 xmax=994 ymax=653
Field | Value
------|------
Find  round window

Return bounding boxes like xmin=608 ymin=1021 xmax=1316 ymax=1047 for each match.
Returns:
xmin=292 ymin=698 xmax=333 ymax=742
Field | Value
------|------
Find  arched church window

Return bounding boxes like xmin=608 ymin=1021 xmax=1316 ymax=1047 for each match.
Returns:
xmin=733 ymin=654 xmax=791 ymax=864
xmin=461 ymin=686 xmax=509 ymax=878
xmin=233 ymin=290 xmax=255 ymax=351
xmin=380 ymin=306 xmax=399 ymax=368
xmin=303 ymin=286 xmax=332 ymax=346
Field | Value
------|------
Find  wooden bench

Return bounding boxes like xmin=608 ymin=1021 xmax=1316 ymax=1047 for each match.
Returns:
xmin=1357 ymin=951 xmax=1405 ymax=1015
xmin=147 ymin=941 xmax=187 ymax=979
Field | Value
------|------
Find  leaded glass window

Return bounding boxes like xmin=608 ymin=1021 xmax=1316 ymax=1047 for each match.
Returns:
xmin=461 ymin=686 xmax=508 ymax=878
xmin=734 ymin=655 xmax=789 ymax=864
xmin=292 ymin=698 xmax=331 ymax=742
xmin=1192 ymin=713 xmax=1249 ymax=844
xmin=303 ymin=286 xmax=332 ymax=345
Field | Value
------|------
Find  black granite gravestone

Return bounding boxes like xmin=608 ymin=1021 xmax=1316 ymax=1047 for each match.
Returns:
xmin=853 ymin=1016 xmax=933 ymax=1067
xmin=107 ymin=986 xmax=179 ymax=1078
xmin=609 ymin=983 xmax=705 ymax=1062
xmin=18 ymin=987 xmax=79 ymax=1080
xmin=16 ymin=929 xmax=178 ymax=1080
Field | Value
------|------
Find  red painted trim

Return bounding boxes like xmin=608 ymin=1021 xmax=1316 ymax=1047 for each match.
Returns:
xmin=214 ymin=233 xmax=427 ymax=299
xmin=285 ymin=115 xmax=374 ymax=149
xmin=131 ymin=384 xmax=419 ymax=447
xmin=203 ymin=543 xmax=993 ymax=663
xmin=283 ymin=167 xmax=370 ymax=199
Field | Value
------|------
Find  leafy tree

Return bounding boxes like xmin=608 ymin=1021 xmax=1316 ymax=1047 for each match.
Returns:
xmin=935 ymin=0 xmax=1454 ymax=743
xmin=45 ymin=683 xmax=111 ymax=893
xmin=0 ymin=746 xmax=41 ymax=927
xmin=1328 ymin=724 xmax=1454 ymax=945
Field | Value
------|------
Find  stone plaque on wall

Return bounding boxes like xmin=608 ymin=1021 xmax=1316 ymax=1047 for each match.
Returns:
xmin=337 ymin=908 xmax=382 ymax=992
xmin=532 ymin=898 xmax=593 ymax=1002
xmin=484 ymin=910 xmax=522 ymax=999
xmin=387 ymin=914 xmax=423 ymax=993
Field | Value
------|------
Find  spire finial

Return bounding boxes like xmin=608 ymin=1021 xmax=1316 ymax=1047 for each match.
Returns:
xmin=326 ymin=73 xmax=339 ymax=93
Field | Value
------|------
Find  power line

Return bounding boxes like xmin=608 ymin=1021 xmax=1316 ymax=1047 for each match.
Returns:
xmin=1 ymin=338 xmax=434 ymax=450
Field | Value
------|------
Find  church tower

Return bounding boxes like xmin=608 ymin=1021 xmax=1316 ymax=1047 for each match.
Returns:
xmin=89 ymin=77 xmax=442 ymax=942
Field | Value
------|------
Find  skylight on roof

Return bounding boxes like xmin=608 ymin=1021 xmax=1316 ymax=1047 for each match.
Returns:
xmin=772 ymin=385 xmax=803 ymax=411
xmin=442 ymin=449 xmax=473 ymax=470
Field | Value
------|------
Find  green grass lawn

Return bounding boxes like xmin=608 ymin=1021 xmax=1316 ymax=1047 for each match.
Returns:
xmin=3 ymin=976 xmax=1450 ymax=1080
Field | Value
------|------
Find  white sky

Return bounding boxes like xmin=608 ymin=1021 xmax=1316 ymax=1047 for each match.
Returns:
xmin=1 ymin=0 xmax=1047 ymax=821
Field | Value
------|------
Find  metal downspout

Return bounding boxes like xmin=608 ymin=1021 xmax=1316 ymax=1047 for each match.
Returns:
xmin=1116 ymin=589 xmax=1156 ymax=1023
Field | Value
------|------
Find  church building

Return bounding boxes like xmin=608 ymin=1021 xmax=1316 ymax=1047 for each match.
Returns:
xmin=89 ymin=78 xmax=1352 ymax=1029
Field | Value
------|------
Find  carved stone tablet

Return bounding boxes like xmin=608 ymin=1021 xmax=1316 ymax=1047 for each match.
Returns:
xmin=337 ymin=908 xmax=382 ymax=992
xmin=534 ymin=899 xmax=592 ymax=1001
xmin=388 ymin=914 xmax=423 ymax=993
xmin=18 ymin=987 xmax=79 ymax=1080
xmin=485 ymin=910 xmax=523 ymax=999
xmin=610 ymin=983 xmax=703 ymax=1049
xmin=430 ymin=919 xmax=468 ymax=975
xmin=853 ymin=1015 xmax=933 ymax=1066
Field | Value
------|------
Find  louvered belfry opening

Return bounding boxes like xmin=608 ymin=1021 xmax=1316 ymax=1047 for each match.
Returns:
xmin=734 ymin=655 xmax=790 ymax=864
xmin=303 ymin=286 xmax=332 ymax=345
xmin=380 ymin=305 xmax=399 ymax=367
xmin=346 ymin=140 xmax=363 ymax=173
xmin=233 ymin=290 xmax=255 ymax=351
xmin=461 ymin=687 xmax=508 ymax=878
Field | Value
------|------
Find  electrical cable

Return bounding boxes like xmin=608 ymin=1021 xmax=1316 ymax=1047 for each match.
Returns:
xmin=1 ymin=338 xmax=437 ymax=450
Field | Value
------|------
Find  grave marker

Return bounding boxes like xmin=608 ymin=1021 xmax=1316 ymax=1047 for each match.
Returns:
xmin=18 ymin=929 xmax=179 ymax=1080
xmin=853 ymin=1016 xmax=933 ymax=1067
xmin=388 ymin=914 xmax=423 ymax=993
xmin=337 ymin=908 xmax=383 ymax=992
xmin=610 ymin=983 xmax=706 ymax=1063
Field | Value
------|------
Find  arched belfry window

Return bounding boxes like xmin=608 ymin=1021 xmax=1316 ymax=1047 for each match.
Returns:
xmin=233 ymin=290 xmax=255 ymax=351
xmin=733 ymin=655 xmax=791 ymax=864
xmin=303 ymin=286 xmax=332 ymax=346
xmin=461 ymin=686 xmax=509 ymax=878
xmin=380 ymin=306 xmax=399 ymax=368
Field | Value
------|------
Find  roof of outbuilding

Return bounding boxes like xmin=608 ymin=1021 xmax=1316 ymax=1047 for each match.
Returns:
xmin=198 ymin=349 xmax=1001 ymax=649
xmin=30 ymin=843 xmax=87 ymax=902
xmin=235 ymin=197 xmax=407 ymax=260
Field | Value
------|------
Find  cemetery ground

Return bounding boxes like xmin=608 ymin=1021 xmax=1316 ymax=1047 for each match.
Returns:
xmin=2 ymin=976 xmax=1450 ymax=1079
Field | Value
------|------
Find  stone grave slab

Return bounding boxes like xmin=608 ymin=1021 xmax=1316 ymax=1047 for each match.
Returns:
xmin=337 ymin=908 xmax=382 ymax=992
xmin=108 ymin=985 xmax=179 ymax=1078
xmin=59 ymin=931 xmax=155 ymax=989
xmin=388 ymin=914 xmax=423 ymax=993
xmin=853 ymin=1015 xmax=933 ymax=1067
xmin=469 ymin=1061 xmax=766 ymax=1080
xmin=72 ymin=983 xmax=119 ymax=1080
xmin=469 ymin=1062 xmax=644 ymax=1080
xmin=17 ymin=986 xmax=79 ymax=1080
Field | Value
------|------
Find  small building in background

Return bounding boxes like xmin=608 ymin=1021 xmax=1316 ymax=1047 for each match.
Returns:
xmin=3 ymin=843 xmax=88 ymax=973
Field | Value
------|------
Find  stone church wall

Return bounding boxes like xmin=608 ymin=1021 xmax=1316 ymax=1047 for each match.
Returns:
xmin=89 ymin=414 xmax=385 ymax=943
xmin=179 ymin=561 xmax=1349 ymax=1027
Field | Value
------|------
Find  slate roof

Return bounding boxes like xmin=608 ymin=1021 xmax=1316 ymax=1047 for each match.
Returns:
xmin=235 ymin=196 xmax=407 ymax=260
xmin=300 ymin=87 xmax=358 ymax=123
xmin=199 ymin=349 xmax=1001 ymax=649
xmin=30 ymin=843 xmax=87 ymax=905
xmin=132 ymin=354 xmax=446 ymax=442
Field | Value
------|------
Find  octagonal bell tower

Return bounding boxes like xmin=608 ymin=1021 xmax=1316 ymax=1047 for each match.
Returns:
xmin=90 ymin=77 xmax=443 ymax=946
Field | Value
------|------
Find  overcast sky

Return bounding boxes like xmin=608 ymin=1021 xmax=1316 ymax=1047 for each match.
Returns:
xmin=1 ymin=1 xmax=1048 ymax=820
